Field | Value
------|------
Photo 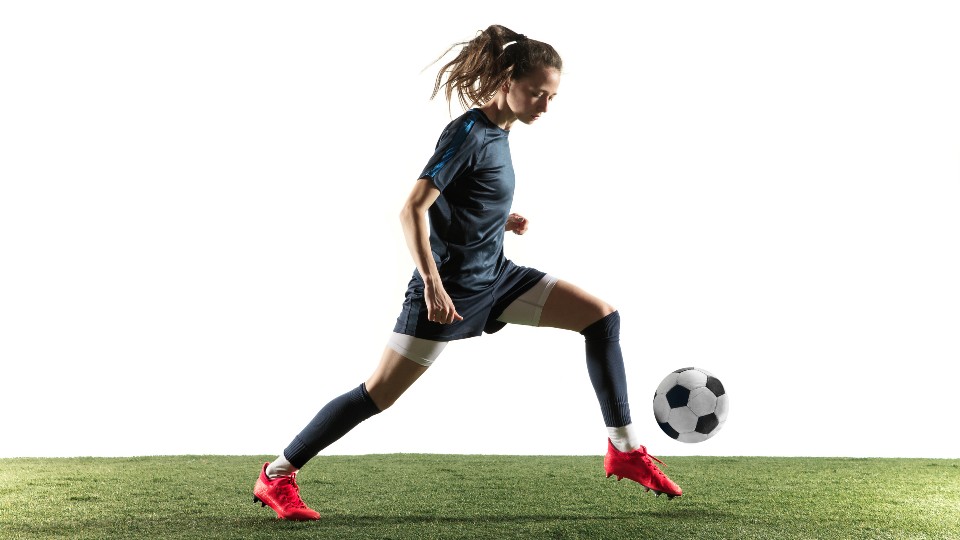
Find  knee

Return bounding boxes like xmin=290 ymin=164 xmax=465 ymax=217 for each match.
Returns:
xmin=363 ymin=381 xmax=398 ymax=411
xmin=571 ymin=299 xmax=616 ymax=334
xmin=579 ymin=310 xmax=620 ymax=342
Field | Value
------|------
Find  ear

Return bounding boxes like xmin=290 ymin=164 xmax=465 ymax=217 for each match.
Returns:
xmin=500 ymin=79 xmax=512 ymax=94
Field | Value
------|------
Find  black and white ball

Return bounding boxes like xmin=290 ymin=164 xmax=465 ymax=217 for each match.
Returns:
xmin=653 ymin=367 xmax=729 ymax=443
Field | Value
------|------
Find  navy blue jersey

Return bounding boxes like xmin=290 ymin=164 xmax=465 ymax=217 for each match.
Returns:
xmin=416 ymin=108 xmax=515 ymax=296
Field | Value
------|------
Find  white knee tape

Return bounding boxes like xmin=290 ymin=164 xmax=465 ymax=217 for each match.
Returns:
xmin=386 ymin=332 xmax=448 ymax=367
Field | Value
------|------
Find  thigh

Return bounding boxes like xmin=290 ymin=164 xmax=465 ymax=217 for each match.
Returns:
xmin=387 ymin=332 xmax=448 ymax=367
xmin=496 ymin=274 xmax=559 ymax=327
xmin=538 ymin=279 xmax=616 ymax=332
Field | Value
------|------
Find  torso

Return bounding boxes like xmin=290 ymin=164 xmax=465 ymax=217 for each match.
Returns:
xmin=417 ymin=109 xmax=515 ymax=296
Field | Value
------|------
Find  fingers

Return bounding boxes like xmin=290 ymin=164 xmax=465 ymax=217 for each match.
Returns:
xmin=427 ymin=304 xmax=463 ymax=325
xmin=507 ymin=213 xmax=528 ymax=235
xmin=429 ymin=311 xmax=462 ymax=324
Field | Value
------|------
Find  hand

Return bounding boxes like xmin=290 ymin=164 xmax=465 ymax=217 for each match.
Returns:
xmin=425 ymin=282 xmax=464 ymax=325
xmin=505 ymin=213 xmax=529 ymax=235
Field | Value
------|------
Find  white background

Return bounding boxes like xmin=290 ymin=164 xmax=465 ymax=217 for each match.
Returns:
xmin=2 ymin=1 xmax=958 ymax=459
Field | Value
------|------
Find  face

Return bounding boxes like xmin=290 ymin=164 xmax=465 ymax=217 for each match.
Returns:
xmin=504 ymin=66 xmax=561 ymax=125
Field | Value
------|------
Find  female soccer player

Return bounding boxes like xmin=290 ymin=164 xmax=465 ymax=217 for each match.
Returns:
xmin=253 ymin=24 xmax=682 ymax=520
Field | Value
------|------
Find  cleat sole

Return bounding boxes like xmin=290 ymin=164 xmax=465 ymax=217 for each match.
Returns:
xmin=607 ymin=470 xmax=681 ymax=499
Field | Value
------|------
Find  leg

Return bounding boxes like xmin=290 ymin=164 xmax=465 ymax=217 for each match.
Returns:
xmin=538 ymin=280 xmax=630 ymax=430
xmin=365 ymin=346 xmax=430 ymax=410
xmin=538 ymin=279 xmax=615 ymax=332
xmin=254 ymin=346 xmax=435 ymax=520
xmin=281 ymin=346 xmax=428 ymax=471
xmin=536 ymin=280 xmax=682 ymax=498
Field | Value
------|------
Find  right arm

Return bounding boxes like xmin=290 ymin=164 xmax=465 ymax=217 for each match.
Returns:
xmin=399 ymin=178 xmax=463 ymax=324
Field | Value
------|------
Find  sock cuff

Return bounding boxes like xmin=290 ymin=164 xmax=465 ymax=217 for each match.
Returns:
xmin=599 ymin=398 xmax=632 ymax=427
xmin=284 ymin=437 xmax=310 ymax=469
xmin=580 ymin=310 xmax=620 ymax=342
xmin=359 ymin=382 xmax=382 ymax=415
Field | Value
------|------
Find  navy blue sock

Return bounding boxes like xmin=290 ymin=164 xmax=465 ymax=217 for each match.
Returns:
xmin=580 ymin=311 xmax=632 ymax=427
xmin=283 ymin=383 xmax=381 ymax=469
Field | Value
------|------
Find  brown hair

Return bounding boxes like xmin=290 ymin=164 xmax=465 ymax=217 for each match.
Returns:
xmin=430 ymin=25 xmax=562 ymax=111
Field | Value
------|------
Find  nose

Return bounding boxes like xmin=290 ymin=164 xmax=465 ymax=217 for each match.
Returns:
xmin=539 ymin=98 xmax=549 ymax=114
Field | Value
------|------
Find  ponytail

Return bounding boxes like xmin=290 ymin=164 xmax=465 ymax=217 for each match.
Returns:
xmin=429 ymin=25 xmax=562 ymax=111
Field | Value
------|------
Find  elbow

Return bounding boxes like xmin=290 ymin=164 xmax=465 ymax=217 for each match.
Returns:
xmin=399 ymin=203 xmax=415 ymax=224
xmin=399 ymin=203 xmax=422 ymax=232
xmin=400 ymin=178 xmax=438 ymax=226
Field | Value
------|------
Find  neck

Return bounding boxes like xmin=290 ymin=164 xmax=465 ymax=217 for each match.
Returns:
xmin=478 ymin=95 xmax=516 ymax=131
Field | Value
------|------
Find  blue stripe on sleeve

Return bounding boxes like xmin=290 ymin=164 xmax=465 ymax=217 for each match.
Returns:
xmin=424 ymin=113 xmax=477 ymax=179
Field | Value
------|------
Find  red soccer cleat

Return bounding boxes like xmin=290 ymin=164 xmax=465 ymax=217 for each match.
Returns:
xmin=253 ymin=462 xmax=321 ymax=520
xmin=604 ymin=439 xmax=682 ymax=499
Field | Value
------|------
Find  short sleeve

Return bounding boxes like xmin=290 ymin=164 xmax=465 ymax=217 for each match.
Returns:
xmin=419 ymin=111 xmax=483 ymax=192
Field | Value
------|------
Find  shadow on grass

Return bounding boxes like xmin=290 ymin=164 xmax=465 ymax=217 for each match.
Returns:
xmin=2 ymin=508 xmax=734 ymax=539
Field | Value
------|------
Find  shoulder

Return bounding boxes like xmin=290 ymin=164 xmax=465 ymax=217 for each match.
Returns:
xmin=433 ymin=109 xmax=491 ymax=153
xmin=440 ymin=109 xmax=485 ymax=138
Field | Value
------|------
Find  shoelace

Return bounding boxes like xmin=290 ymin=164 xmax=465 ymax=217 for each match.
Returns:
xmin=274 ymin=474 xmax=309 ymax=509
xmin=636 ymin=446 xmax=669 ymax=477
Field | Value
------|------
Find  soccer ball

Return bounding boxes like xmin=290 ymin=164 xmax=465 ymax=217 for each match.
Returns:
xmin=653 ymin=367 xmax=729 ymax=443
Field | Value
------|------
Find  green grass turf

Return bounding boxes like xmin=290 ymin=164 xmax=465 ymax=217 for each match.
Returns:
xmin=1 ymin=455 xmax=958 ymax=539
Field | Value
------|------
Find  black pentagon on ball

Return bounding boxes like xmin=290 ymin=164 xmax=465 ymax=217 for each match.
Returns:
xmin=659 ymin=421 xmax=680 ymax=439
xmin=696 ymin=413 xmax=719 ymax=434
xmin=673 ymin=367 xmax=695 ymax=374
xmin=665 ymin=385 xmax=690 ymax=408
xmin=706 ymin=376 xmax=725 ymax=397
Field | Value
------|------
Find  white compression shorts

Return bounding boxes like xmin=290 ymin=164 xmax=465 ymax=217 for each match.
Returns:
xmin=387 ymin=274 xmax=559 ymax=367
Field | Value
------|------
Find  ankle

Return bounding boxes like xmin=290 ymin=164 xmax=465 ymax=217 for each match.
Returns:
xmin=266 ymin=455 xmax=298 ymax=479
xmin=607 ymin=424 xmax=641 ymax=453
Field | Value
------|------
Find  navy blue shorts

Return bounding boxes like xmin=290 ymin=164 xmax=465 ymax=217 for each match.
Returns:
xmin=393 ymin=260 xmax=546 ymax=341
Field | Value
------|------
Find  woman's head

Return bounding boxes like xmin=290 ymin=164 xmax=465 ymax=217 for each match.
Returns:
xmin=431 ymin=25 xmax=562 ymax=112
